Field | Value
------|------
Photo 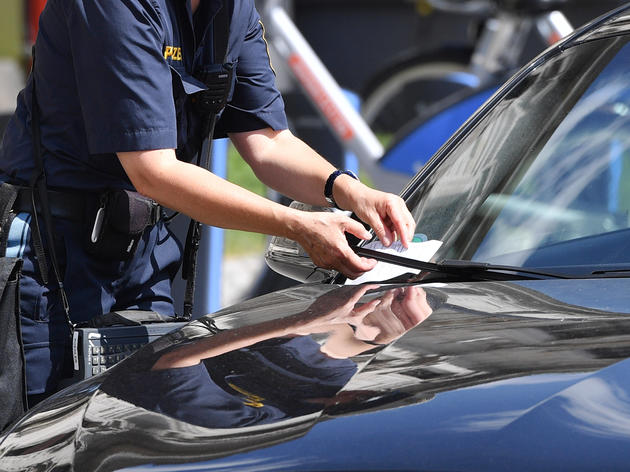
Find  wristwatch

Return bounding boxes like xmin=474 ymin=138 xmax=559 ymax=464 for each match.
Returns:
xmin=324 ymin=169 xmax=358 ymax=209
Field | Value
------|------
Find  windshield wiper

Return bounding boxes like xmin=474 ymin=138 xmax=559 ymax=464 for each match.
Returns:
xmin=592 ymin=268 xmax=630 ymax=276
xmin=353 ymin=247 xmax=571 ymax=281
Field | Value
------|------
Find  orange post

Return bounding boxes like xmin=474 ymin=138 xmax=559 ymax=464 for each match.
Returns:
xmin=27 ymin=0 xmax=47 ymax=44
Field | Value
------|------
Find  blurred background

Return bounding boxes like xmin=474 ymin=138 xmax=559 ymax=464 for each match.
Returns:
xmin=0 ymin=0 xmax=626 ymax=312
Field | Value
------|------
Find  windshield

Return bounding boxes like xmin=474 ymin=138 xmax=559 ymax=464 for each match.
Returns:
xmin=405 ymin=36 xmax=630 ymax=275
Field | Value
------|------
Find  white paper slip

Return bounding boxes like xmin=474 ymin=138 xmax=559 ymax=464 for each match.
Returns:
xmin=346 ymin=238 xmax=443 ymax=285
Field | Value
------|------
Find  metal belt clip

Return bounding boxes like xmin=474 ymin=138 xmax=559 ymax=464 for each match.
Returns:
xmin=91 ymin=203 xmax=106 ymax=243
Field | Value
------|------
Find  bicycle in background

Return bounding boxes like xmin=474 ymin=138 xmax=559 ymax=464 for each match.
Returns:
xmin=362 ymin=0 xmax=577 ymax=135
xmin=360 ymin=0 xmax=588 ymax=182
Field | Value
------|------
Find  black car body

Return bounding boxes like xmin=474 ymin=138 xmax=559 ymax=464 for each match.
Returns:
xmin=3 ymin=3 xmax=630 ymax=471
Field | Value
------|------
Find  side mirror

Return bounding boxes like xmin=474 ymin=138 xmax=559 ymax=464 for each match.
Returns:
xmin=264 ymin=201 xmax=337 ymax=283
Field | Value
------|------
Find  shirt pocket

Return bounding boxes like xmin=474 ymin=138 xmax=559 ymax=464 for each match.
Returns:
xmin=169 ymin=66 xmax=207 ymax=163
xmin=169 ymin=63 xmax=237 ymax=162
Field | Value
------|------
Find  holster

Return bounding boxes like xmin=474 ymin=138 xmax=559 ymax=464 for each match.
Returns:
xmin=84 ymin=189 xmax=161 ymax=260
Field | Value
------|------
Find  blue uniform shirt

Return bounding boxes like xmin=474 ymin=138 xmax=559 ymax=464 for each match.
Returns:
xmin=0 ymin=0 xmax=287 ymax=191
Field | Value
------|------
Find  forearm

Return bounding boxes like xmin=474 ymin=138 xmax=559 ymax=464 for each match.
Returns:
xmin=118 ymin=148 xmax=301 ymax=239
xmin=152 ymin=320 xmax=294 ymax=369
xmin=152 ymin=305 xmax=338 ymax=370
xmin=230 ymin=128 xmax=363 ymax=208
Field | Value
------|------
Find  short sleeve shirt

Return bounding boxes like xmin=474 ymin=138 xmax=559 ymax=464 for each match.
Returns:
xmin=0 ymin=0 xmax=287 ymax=191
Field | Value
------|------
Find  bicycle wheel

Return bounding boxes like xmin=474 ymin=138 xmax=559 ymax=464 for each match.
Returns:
xmin=361 ymin=48 xmax=478 ymax=136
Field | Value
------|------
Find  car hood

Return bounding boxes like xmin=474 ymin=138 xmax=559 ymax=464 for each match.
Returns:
xmin=1 ymin=277 xmax=630 ymax=471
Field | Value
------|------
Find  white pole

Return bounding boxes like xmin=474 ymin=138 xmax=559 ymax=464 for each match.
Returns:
xmin=266 ymin=5 xmax=384 ymax=163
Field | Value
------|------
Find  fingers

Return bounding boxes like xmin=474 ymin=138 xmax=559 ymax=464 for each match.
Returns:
xmin=368 ymin=212 xmax=395 ymax=248
xmin=343 ymin=217 xmax=373 ymax=243
xmin=385 ymin=199 xmax=416 ymax=248
xmin=403 ymin=286 xmax=433 ymax=323
xmin=355 ymin=192 xmax=416 ymax=248
xmin=335 ymin=284 xmax=380 ymax=316
xmin=338 ymin=252 xmax=378 ymax=280
xmin=314 ymin=226 xmax=376 ymax=279
xmin=390 ymin=288 xmax=419 ymax=330
xmin=392 ymin=287 xmax=432 ymax=327
xmin=298 ymin=212 xmax=377 ymax=279
xmin=350 ymin=298 xmax=381 ymax=321
xmin=355 ymin=291 xmax=404 ymax=342
xmin=379 ymin=197 xmax=415 ymax=248
xmin=343 ymin=283 xmax=380 ymax=303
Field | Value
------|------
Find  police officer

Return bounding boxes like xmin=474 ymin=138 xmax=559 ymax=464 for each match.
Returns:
xmin=0 ymin=0 xmax=415 ymax=403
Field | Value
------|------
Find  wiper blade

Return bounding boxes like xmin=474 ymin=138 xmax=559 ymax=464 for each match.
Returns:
xmin=354 ymin=247 xmax=571 ymax=280
xmin=437 ymin=259 xmax=572 ymax=279
xmin=592 ymin=268 xmax=630 ymax=276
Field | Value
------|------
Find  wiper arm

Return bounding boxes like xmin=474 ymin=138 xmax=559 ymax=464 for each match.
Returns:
xmin=436 ymin=258 xmax=572 ymax=280
xmin=354 ymin=247 xmax=571 ymax=281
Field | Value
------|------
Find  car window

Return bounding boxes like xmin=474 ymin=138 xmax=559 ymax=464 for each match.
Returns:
xmin=405 ymin=37 xmax=630 ymax=274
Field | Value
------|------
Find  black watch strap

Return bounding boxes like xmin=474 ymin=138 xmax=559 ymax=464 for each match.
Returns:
xmin=324 ymin=169 xmax=358 ymax=209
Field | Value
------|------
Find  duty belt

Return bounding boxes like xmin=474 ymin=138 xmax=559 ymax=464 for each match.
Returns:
xmin=12 ymin=186 xmax=162 ymax=225
xmin=13 ymin=186 xmax=89 ymax=221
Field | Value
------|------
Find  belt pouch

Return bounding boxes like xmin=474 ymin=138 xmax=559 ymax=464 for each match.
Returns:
xmin=84 ymin=189 xmax=157 ymax=260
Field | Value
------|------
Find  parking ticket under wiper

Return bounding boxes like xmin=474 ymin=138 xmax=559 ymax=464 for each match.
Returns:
xmin=346 ymin=238 xmax=443 ymax=285
xmin=352 ymin=246 xmax=572 ymax=282
xmin=353 ymin=246 xmax=439 ymax=272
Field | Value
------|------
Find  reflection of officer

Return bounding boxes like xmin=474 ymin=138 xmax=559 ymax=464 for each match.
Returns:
xmin=102 ymin=284 xmax=434 ymax=429
xmin=104 ymin=336 xmax=358 ymax=428
xmin=0 ymin=0 xmax=415 ymax=403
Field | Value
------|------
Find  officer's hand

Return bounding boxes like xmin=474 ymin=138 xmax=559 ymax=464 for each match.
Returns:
xmin=349 ymin=187 xmax=416 ymax=248
xmin=331 ymin=177 xmax=415 ymax=248
xmin=353 ymin=286 xmax=432 ymax=345
xmin=293 ymin=211 xmax=377 ymax=279
xmin=290 ymin=284 xmax=381 ymax=336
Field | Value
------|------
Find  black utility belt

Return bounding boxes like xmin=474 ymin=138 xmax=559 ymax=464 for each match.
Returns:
xmin=14 ymin=186 xmax=89 ymax=221
xmin=13 ymin=186 xmax=162 ymax=260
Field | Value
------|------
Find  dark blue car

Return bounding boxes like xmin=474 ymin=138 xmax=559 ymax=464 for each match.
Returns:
xmin=2 ymin=3 xmax=630 ymax=471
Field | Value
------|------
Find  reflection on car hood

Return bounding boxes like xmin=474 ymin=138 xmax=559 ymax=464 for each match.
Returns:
xmin=2 ymin=278 xmax=630 ymax=471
